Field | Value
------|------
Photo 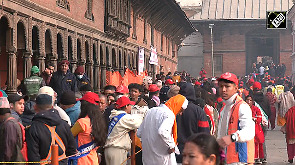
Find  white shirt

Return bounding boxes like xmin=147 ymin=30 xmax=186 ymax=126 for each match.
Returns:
xmin=54 ymin=105 xmax=71 ymax=126
xmin=137 ymin=104 xmax=177 ymax=165
xmin=217 ymin=93 xmax=255 ymax=142
xmin=259 ymin=66 xmax=265 ymax=75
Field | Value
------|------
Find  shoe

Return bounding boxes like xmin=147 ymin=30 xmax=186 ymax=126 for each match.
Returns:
xmin=288 ymin=159 xmax=293 ymax=163
xmin=262 ymin=159 xmax=267 ymax=163
xmin=255 ymin=159 xmax=262 ymax=164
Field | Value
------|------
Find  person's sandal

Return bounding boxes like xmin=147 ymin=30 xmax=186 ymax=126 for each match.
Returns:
xmin=288 ymin=159 xmax=293 ymax=163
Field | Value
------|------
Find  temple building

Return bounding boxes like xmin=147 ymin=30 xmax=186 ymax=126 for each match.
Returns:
xmin=179 ymin=0 xmax=293 ymax=77
xmin=0 ymin=0 xmax=194 ymax=93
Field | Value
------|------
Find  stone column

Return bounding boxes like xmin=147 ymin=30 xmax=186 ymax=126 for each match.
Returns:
xmin=6 ymin=51 xmax=17 ymax=94
xmin=93 ymin=63 xmax=100 ymax=93
xmin=37 ymin=55 xmax=46 ymax=74
xmin=119 ymin=67 xmax=124 ymax=77
xmin=50 ymin=57 xmax=58 ymax=72
xmin=23 ymin=51 xmax=32 ymax=78
xmin=101 ymin=65 xmax=107 ymax=89
xmin=85 ymin=62 xmax=93 ymax=85
xmin=71 ymin=60 xmax=77 ymax=73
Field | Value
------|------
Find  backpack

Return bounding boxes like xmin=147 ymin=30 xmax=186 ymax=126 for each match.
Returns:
xmin=6 ymin=117 xmax=28 ymax=161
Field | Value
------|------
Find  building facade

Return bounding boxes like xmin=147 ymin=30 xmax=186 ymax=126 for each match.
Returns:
xmin=0 ymin=0 xmax=194 ymax=93
xmin=287 ymin=1 xmax=295 ymax=84
xmin=179 ymin=0 xmax=293 ymax=78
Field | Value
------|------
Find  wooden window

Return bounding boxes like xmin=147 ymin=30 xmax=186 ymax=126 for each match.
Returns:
xmin=56 ymin=0 xmax=70 ymax=11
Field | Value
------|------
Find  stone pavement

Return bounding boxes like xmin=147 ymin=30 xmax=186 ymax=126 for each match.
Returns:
xmin=265 ymin=126 xmax=290 ymax=165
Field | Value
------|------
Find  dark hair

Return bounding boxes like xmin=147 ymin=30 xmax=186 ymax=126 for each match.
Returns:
xmin=46 ymin=63 xmax=54 ymax=69
xmin=107 ymin=93 xmax=117 ymax=100
xmin=128 ymin=83 xmax=144 ymax=93
xmin=267 ymin=88 xmax=272 ymax=93
xmin=0 ymin=108 xmax=11 ymax=115
xmin=245 ymin=95 xmax=253 ymax=101
xmin=185 ymin=133 xmax=221 ymax=165
xmin=104 ymin=85 xmax=116 ymax=92
xmin=79 ymin=101 xmax=107 ymax=146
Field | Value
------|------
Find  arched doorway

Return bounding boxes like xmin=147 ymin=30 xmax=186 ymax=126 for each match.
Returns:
xmin=106 ymin=46 xmax=110 ymax=67
xmin=112 ymin=48 xmax=116 ymax=70
xmin=245 ymin=28 xmax=280 ymax=74
xmin=119 ymin=50 xmax=123 ymax=75
xmin=85 ymin=40 xmax=91 ymax=80
xmin=32 ymin=26 xmax=39 ymax=66
xmin=57 ymin=33 xmax=63 ymax=62
xmin=128 ymin=53 xmax=131 ymax=69
xmin=68 ymin=36 xmax=73 ymax=71
xmin=77 ymin=39 xmax=82 ymax=64
xmin=100 ymin=45 xmax=104 ymax=89
xmin=17 ymin=21 xmax=26 ymax=81
xmin=45 ymin=29 xmax=52 ymax=64
xmin=92 ymin=43 xmax=97 ymax=90
xmin=0 ymin=17 xmax=9 ymax=88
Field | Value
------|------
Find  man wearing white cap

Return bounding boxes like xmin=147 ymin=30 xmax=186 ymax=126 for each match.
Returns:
xmin=38 ymin=86 xmax=71 ymax=126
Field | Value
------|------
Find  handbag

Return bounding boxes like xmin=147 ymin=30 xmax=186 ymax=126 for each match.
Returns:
xmin=255 ymin=123 xmax=265 ymax=143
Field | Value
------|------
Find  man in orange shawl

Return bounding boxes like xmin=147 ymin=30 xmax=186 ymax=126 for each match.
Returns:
xmin=137 ymin=94 xmax=188 ymax=165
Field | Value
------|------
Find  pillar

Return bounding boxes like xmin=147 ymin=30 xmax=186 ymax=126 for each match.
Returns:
xmin=37 ymin=54 xmax=46 ymax=73
xmin=71 ymin=60 xmax=77 ymax=73
xmin=50 ymin=56 xmax=58 ymax=72
xmin=23 ymin=51 xmax=32 ymax=78
xmin=93 ymin=63 xmax=100 ymax=93
xmin=101 ymin=65 xmax=106 ymax=89
xmin=85 ymin=62 xmax=93 ymax=85
xmin=7 ymin=51 xmax=17 ymax=94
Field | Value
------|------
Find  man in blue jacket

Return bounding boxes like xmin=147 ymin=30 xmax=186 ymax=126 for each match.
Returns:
xmin=49 ymin=60 xmax=78 ymax=102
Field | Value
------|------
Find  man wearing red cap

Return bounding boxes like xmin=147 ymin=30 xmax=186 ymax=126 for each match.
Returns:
xmin=217 ymin=72 xmax=255 ymax=164
xmin=49 ymin=60 xmax=78 ymax=102
xmin=74 ymin=66 xmax=90 ymax=90
xmin=147 ymin=84 xmax=160 ymax=108
xmin=104 ymin=96 xmax=144 ymax=165
xmin=159 ymin=79 xmax=174 ymax=104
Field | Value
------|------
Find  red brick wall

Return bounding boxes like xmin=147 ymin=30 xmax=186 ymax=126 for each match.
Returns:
xmin=201 ymin=22 xmax=292 ymax=78
xmin=280 ymin=30 xmax=292 ymax=76
xmin=31 ymin=0 xmax=105 ymax=31
xmin=127 ymin=8 xmax=177 ymax=75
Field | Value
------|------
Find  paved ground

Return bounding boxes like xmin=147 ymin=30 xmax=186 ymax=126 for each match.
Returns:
xmin=265 ymin=126 xmax=290 ymax=165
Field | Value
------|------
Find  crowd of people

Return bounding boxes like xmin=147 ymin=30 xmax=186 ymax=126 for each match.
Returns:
xmin=1 ymin=60 xmax=295 ymax=165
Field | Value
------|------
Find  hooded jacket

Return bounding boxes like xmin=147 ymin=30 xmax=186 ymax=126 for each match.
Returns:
xmin=65 ymin=101 xmax=81 ymax=126
xmin=26 ymin=109 xmax=76 ymax=165
xmin=253 ymin=91 xmax=271 ymax=118
xmin=21 ymin=101 xmax=36 ymax=127
xmin=177 ymin=83 xmax=210 ymax=163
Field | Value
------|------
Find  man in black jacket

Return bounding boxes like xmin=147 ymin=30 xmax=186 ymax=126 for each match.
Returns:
xmin=176 ymin=83 xmax=210 ymax=163
xmin=26 ymin=94 xmax=76 ymax=164
xmin=49 ymin=60 xmax=77 ymax=102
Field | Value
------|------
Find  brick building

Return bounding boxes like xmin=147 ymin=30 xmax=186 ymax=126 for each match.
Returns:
xmin=181 ymin=0 xmax=293 ymax=77
xmin=0 ymin=0 xmax=194 ymax=93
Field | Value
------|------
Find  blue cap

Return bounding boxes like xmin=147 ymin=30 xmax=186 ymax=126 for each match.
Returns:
xmin=36 ymin=94 xmax=52 ymax=105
